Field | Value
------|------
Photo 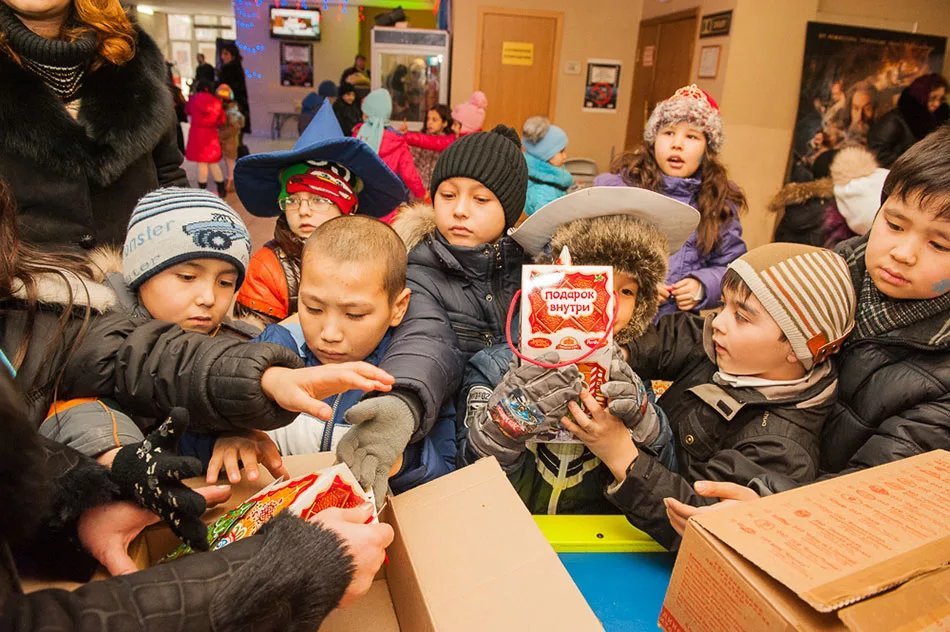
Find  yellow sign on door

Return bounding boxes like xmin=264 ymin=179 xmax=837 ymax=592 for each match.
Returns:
xmin=502 ymin=41 xmax=534 ymax=66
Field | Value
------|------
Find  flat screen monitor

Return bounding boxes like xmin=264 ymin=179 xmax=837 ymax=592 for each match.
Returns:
xmin=270 ymin=6 xmax=321 ymax=41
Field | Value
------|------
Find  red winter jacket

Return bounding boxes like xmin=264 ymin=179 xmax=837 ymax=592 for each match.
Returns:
xmin=185 ymin=92 xmax=225 ymax=163
xmin=353 ymin=123 xmax=425 ymax=200
xmin=404 ymin=131 xmax=458 ymax=153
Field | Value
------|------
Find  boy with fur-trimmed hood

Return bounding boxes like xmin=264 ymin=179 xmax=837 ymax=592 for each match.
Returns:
xmin=459 ymin=187 xmax=700 ymax=515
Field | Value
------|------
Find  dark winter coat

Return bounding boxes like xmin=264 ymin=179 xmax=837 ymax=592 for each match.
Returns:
xmin=0 ymin=372 xmax=353 ymax=632
xmin=1 ymin=272 xmax=303 ymax=431
xmin=868 ymin=89 xmax=949 ymax=168
xmin=385 ymin=204 xmax=525 ymax=436
xmin=217 ymin=60 xmax=250 ymax=134
xmin=610 ymin=313 xmax=837 ymax=549
xmin=769 ymin=177 xmax=835 ymax=247
xmin=821 ymin=236 xmax=950 ymax=476
xmin=333 ymin=98 xmax=363 ymax=137
xmin=0 ymin=29 xmax=188 ymax=250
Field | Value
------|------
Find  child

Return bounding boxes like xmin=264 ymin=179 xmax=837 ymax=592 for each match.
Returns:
xmin=461 ymin=186 xmax=700 ymax=514
xmin=354 ymin=88 xmax=426 ymax=201
xmin=522 ymin=116 xmax=573 ymax=217
xmin=398 ymin=104 xmax=457 ymax=191
xmin=234 ymin=101 xmax=408 ymax=325
xmin=336 ymin=125 xmax=529 ymax=503
xmin=298 ymin=80 xmax=338 ymax=135
xmin=451 ymin=91 xmax=488 ymax=134
xmin=333 ymin=82 xmax=362 ymax=137
xmin=563 ymin=242 xmax=856 ymax=549
xmin=207 ymin=216 xmax=457 ymax=496
xmin=595 ymin=85 xmax=747 ymax=318
xmin=185 ymin=80 xmax=227 ymax=197
xmin=216 ymin=83 xmax=245 ymax=193
xmin=40 ymin=187 xmax=254 ymax=461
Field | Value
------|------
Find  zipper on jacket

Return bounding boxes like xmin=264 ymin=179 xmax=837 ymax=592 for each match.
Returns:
xmin=319 ymin=395 xmax=341 ymax=452
xmin=489 ymin=242 xmax=507 ymax=331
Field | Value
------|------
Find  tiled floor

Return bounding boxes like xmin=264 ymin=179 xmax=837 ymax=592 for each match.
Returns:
xmin=180 ymin=126 xmax=292 ymax=252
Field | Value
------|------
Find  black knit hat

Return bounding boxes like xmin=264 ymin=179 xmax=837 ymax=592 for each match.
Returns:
xmin=430 ymin=124 xmax=528 ymax=228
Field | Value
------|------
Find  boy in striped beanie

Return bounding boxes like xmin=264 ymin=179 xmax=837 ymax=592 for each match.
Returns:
xmin=560 ymin=242 xmax=855 ymax=550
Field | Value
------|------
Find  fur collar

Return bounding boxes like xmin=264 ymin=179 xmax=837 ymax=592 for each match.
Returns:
xmin=392 ymin=202 xmax=437 ymax=251
xmin=0 ymin=27 xmax=172 ymax=187
xmin=768 ymin=178 xmax=833 ymax=212
xmin=10 ymin=271 xmax=116 ymax=313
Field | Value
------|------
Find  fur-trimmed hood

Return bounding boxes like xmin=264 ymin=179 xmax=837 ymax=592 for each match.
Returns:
xmin=391 ymin=202 xmax=436 ymax=251
xmin=9 ymin=271 xmax=117 ymax=313
xmin=769 ymin=178 xmax=834 ymax=213
xmin=0 ymin=27 xmax=173 ymax=188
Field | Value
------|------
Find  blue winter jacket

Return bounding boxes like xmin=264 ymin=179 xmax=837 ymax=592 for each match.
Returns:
xmin=525 ymin=153 xmax=574 ymax=217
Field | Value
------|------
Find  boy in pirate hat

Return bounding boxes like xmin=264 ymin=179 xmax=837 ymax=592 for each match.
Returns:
xmin=234 ymin=102 xmax=408 ymax=326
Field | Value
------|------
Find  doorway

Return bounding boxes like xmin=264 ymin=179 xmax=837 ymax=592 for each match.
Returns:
xmin=476 ymin=8 xmax=563 ymax=130
xmin=624 ymin=9 xmax=699 ymax=151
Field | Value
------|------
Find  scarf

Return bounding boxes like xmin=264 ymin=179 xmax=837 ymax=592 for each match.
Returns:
xmin=356 ymin=89 xmax=392 ymax=153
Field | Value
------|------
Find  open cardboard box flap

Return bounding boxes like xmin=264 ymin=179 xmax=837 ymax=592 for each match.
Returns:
xmin=660 ymin=450 xmax=950 ymax=632
xmin=134 ymin=454 xmax=600 ymax=631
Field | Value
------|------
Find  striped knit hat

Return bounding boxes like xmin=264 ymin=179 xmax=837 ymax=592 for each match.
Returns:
xmin=123 ymin=187 xmax=252 ymax=290
xmin=727 ymin=243 xmax=856 ymax=370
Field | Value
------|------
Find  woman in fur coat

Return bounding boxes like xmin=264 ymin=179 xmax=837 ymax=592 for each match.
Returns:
xmin=0 ymin=0 xmax=188 ymax=251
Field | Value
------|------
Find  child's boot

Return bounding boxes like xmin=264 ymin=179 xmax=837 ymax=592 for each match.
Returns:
xmin=215 ymin=180 xmax=227 ymax=198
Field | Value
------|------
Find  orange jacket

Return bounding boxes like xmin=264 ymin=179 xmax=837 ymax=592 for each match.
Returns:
xmin=236 ymin=243 xmax=296 ymax=321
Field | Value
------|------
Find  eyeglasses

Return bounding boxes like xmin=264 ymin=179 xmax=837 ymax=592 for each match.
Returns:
xmin=279 ymin=196 xmax=336 ymax=212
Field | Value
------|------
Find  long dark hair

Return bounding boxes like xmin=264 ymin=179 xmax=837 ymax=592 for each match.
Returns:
xmin=428 ymin=104 xmax=453 ymax=135
xmin=0 ymin=178 xmax=94 ymax=375
xmin=609 ymin=142 xmax=747 ymax=255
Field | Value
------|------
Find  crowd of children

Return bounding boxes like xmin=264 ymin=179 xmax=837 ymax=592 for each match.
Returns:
xmin=4 ymin=73 xmax=948 ymax=628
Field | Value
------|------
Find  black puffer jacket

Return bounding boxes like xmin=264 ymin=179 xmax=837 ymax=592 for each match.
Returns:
xmin=1 ymin=273 xmax=303 ymax=431
xmin=868 ymin=89 xmax=949 ymax=168
xmin=822 ymin=235 xmax=950 ymax=475
xmin=611 ymin=313 xmax=837 ymax=549
xmin=0 ymin=372 xmax=353 ymax=632
xmin=384 ymin=204 xmax=524 ymax=435
xmin=0 ymin=20 xmax=188 ymax=250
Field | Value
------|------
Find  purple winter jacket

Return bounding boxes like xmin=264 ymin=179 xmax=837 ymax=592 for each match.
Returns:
xmin=592 ymin=172 xmax=747 ymax=318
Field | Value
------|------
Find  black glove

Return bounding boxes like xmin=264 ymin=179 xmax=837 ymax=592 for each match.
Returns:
xmin=110 ymin=408 xmax=210 ymax=551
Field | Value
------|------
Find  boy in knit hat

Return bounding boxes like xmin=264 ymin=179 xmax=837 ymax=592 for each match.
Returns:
xmin=562 ymin=243 xmax=856 ymax=549
xmin=522 ymin=116 xmax=573 ymax=217
xmin=41 ymin=187 xmax=252 ymax=463
xmin=334 ymin=124 xmax=529 ymax=503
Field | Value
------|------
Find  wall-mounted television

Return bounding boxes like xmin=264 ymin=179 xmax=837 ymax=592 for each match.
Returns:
xmin=270 ymin=6 xmax=321 ymax=41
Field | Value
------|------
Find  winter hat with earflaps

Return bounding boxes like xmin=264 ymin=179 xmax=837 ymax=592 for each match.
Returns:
xmin=644 ymin=84 xmax=724 ymax=153
xmin=357 ymin=88 xmax=392 ymax=153
xmin=234 ymin=101 xmax=408 ymax=218
xmin=726 ymin=243 xmax=856 ymax=370
xmin=123 ymin=187 xmax=251 ymax=290
xmin=430 ymin=124 xmax=528 ymax=229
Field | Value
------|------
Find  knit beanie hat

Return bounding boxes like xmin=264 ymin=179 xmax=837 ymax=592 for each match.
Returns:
xmin=430 ymin=124 xmax=528 ymax=228
xmin=123 ymin=187 xmax=251 ymax=291
xmin=522 ymin=116 xmax=569 ymax=162
xmin=644 ymin=84 xmax=724 ymax=153
xmin=279 ymin=160 xmax=361 ymax=215
xmin=727 ymin=243 xmax=856 ymax=370
xmin=452 ymin=91 xmax=488 ymax=133
xmin=318 ymin=80 xmax=338 ymax=98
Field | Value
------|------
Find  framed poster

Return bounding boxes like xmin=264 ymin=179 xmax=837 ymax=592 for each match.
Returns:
xmin=787 ymin=22 xmax=946 ymax=181
xmin=698 ymin=45 xmax=721 ymax=78
xmin=280 ymin=41 xmax=313 ymax=88
xmin=170 ymin=41 xmax=193 ymax=75
xmin=583 ymin=59 xmax=622 ymax=113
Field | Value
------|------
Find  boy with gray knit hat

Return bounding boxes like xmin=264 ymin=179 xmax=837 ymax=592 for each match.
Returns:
xmin=563 ymin=242 xmax=856 ymax=550
xmin=335 ymin=124 xmax=529 ymax=504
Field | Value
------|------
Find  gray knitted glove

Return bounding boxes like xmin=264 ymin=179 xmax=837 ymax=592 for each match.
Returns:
xmin=486 ymin=351 xmax=583 ymax=441
xmin=601 ymin=344 xmax=659 ymax=444
xmin=337 ymin=395 xmax=415 ymax=508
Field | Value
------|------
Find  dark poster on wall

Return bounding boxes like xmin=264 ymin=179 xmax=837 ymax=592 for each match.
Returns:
xmin=788 ymin=22 xmax=946 ymax=181
xmin=280 ymin=41 xmax=314 ymax=87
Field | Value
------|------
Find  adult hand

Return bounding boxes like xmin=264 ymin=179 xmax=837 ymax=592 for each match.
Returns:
xmin=561 ymin=390 xmax=638 ymax=483
xmin=664 ymin=481 xmax=761 ymax=536
xmin=77 ymin=485 xmax=231 ymax=576
xmin=309 ymin=503 xmax=394 ymax=608
xmin=207 ymin=430 xmax=289 ymax=484
xmin=670 ymin=277 xmax=703 ymax=311
xmin=261 ymin=363 xmax=394 ymax=420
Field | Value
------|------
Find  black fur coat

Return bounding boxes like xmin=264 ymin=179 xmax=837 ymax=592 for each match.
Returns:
xmin=0 ymin=28 xmax=188 ymax=250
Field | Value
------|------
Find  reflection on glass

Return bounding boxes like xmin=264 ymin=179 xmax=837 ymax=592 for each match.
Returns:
xmin=379 ymin=53 xmax=443 ymax=124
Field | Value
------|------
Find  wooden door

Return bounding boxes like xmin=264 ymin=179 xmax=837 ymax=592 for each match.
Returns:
xmin=625 ymin=10 xmax=698 ymax=151
xmin=476 ymin=9 xmax=562 ymax=130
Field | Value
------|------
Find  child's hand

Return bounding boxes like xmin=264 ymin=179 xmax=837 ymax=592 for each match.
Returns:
xmin=207 ymin=430 xmax=289 ymax=484
xmin=561 ymin=390 xmax=638 ymax=483
xmin=670 ymin=277 xmax=703 ymax=311
xmin=664 ymin=481 xmax=761 ymax=536
xmin=656 ymin=281 xmax=671 ymax=304
xmin=397 ymin=121 xmax=409 ymax=134
xmin=261 ymin=363 xmax=395 ymax=420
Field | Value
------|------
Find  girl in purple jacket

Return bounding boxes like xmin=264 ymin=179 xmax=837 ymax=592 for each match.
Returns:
xmin=594 ymin=85 xmax=747 ymax=318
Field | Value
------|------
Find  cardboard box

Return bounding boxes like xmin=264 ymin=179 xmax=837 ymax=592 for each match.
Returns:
xmin=27 ymin=454 xmax=602 ymax=631
xmin=659 ymin=450 xmax=950 ymax=632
